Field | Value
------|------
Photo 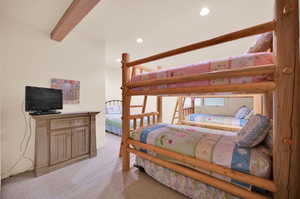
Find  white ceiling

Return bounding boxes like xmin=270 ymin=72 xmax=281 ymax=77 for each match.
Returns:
xmin=0 ymin=0 xmax=274 ymax=69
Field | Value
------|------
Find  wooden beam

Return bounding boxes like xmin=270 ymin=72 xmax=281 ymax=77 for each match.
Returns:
xmin=51 ymin=0 xmax=101 ymax=41
xmin=156 ymin=96 xmax=163 ymax=122
xmin=273 ymin=1 xmax=300 ymax=199
xmin=127 ymin=64 xmax=276 ymax=89
xmin=128 ymin=82 xmax=276 ymax=96
xmin=128 ymin=112 xmax=159 ymax=119
xmin=181 ymin=120 xmax=242 ymax=132
xmin=127 ymin=21 xmax=275 ymax=66
xmin=120 ymin=53 xmax=131 ymax=165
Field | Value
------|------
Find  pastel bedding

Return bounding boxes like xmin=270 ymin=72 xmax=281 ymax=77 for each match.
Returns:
xmin=105 ymin=113 xmax=147 ymax=136
xmin=132 ymin=124 xmax=272 ymax=198
xmin=105 ymin=113 xmax=123 ymax=135
xmin=131 ymin=52 xmax=273 ymax=90
xmin=188 ymin=113 xmax=248 ymax=127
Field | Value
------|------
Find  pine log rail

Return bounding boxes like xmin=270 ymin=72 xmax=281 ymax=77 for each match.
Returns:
xmin=126 ymin=21 xmax=275 ymax=67
xmin=129 ymin=148 xmax=271 ymax=199
xmin=128 ymin=81 xmax=276 ymax=96
xmin=181 ymin=120 xmax=242 ymax=132
xmin=127 ymin=64 xmax=275 ymax=88
xmin=128 ymin=139 xmax=276 ymax=193
xmin=128 ymin=112 xmax=159 ymax=119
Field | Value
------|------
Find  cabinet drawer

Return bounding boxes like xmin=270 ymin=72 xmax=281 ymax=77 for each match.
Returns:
xmin=71 ymin=117 xmax=90 ymax=127
xmin=50 ymin=119 xmax=71 ymax=130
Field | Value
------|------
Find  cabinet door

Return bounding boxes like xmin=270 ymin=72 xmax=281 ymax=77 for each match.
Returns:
xmin=50 ymin=129 xmax=72 ymax=165
xmin=71 ymin=127 xmax=90 ymax=158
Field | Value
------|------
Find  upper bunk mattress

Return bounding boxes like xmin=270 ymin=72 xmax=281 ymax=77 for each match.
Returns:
xmin=131 ymin=52 xmax=273 ymax=90
xmin=131 ymin=123 xmax=271 ymax=190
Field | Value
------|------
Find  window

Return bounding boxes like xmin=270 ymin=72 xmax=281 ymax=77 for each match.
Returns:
xmin=194 ymin=98 xmax=203 ymax=107
xmin=183 ymin=98 xmax=192 ymax=108
xmin=204 ymin=98 xmax=225 ymax=106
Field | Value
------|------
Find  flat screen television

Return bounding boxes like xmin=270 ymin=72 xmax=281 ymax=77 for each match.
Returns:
xmin=25 ymin=86 xmax=63 ymax=115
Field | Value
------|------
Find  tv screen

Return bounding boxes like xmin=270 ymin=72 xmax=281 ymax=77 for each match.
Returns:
xmin=25 ymin=86 xmax=63 ymax=112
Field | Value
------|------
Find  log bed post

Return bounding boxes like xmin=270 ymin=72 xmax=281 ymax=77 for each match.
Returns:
xmin=263 ymin=92 xmax=273 ymax=118
xmin=121 ymin=53 xmax=131 ymax=171
xmin=157 ymin=96 xmax=162 ymax=123
xmin=274 ymin=0 xmax=299 ymax=198
xmin=177 ymin=97 xmax=184 ymax=124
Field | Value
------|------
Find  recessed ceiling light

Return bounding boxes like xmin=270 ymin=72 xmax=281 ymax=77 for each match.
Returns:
xmin=136 ymin=38 xmax=143 ymax=43
xmin=116 ymin=58 xmax=121 ymax=63
xmin=200 ymin=7 xmax=210 ymax=16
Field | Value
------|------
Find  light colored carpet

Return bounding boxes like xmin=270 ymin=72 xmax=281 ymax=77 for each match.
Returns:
xmin=1 ymin=133 xmax=187 ymax=199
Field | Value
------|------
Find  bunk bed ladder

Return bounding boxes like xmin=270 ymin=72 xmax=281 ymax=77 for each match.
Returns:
xmin=129 ymin=66 xmax=149 ymax=114
xmin=171 ymin=97 xmax=185 ymax=124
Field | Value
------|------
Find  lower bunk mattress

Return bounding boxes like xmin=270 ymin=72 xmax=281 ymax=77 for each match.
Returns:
xmin=188 ymin=113 xmax=248 ymax=127
xmin=132 ymin=124 xmax=272 ymax=198
xmin=131 ymin=52 xmax=273 ymax=91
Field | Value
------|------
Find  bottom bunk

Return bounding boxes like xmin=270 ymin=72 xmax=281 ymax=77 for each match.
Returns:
xmin=136 ymin=156 xmax=240 ymax=199
xmin=129 ymin=116 xmax=273 ymax=199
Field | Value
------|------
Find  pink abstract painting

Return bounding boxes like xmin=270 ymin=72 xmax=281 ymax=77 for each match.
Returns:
xmin=51 ymin=78 xmax=80 ymax=104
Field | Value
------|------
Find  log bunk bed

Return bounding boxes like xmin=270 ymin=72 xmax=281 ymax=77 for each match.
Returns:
xmin=120 ymin=1 xmax=299 ymax=199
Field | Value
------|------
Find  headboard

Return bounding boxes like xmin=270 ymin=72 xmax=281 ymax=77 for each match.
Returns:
xmin=105 ymin=100 xmax=122 ymax=114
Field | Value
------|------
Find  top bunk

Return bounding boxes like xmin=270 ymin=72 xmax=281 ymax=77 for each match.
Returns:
xmin=122 ymin=21 xmax=276 ymax=96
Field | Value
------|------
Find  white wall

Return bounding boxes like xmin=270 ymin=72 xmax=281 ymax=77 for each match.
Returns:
xmin=105 ymin=68 xmax=122 ymax=101
xmin=0 ymin=3 xmax=106 ymax=179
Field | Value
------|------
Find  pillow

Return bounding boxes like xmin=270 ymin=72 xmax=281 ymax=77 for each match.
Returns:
xmin=106 ymin=105 xmax=121 ymax=114
xmin=236 ymin=114 xmax=271 ymax=147
xmin=247 ymin=32 xmax=273 ymax=53
xmin=235 ymin=106 xmax=251 ymax=119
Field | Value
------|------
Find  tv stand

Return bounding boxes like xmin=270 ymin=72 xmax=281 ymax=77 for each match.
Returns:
xmin=32 ymin=111 xmax=99 ymax=176
xmin=30 ymin=110 xmax=61 ymax=115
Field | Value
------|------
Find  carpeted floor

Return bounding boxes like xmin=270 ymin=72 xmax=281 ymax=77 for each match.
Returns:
xmin=1 ymin=133 xmax=187 ymax=199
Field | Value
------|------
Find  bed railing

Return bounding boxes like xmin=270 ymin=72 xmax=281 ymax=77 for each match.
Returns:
xmin=126 ymin=21 xmax=275 ymax=67
xmin=128 ymin=112 xmax=159 ymax=131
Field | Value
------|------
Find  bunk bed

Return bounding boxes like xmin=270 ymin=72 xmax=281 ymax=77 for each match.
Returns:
xmin=119 ymin=1 xmax=300 ymax=199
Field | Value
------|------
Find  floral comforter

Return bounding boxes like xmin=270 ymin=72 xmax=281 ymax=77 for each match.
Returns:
xmin=131 ymin=52 xmax=273 ymax=91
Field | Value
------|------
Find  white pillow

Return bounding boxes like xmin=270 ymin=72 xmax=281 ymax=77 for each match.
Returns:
xmin=235 ymin=106 xmax=251 ymax=119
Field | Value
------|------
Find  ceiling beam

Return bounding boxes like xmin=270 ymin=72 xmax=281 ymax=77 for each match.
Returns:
xmin=51 ymin=0 xmax=101 ymax=41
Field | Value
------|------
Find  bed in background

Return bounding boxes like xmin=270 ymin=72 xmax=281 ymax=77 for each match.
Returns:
xmin=105 ymin=100 xmax=123 ymax=135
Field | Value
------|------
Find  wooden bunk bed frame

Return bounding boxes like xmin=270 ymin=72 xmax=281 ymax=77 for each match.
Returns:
xmin=120 ymin=1 xmax=300 ymax=198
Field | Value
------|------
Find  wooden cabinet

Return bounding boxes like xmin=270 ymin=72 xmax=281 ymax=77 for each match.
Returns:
xmin=33 ymin=112 xmax=99 ymax=176
xmin=50 ymin=129 xmax=72 ymax=165
xmin=71 ymin=126 xmax=90 ymax=158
